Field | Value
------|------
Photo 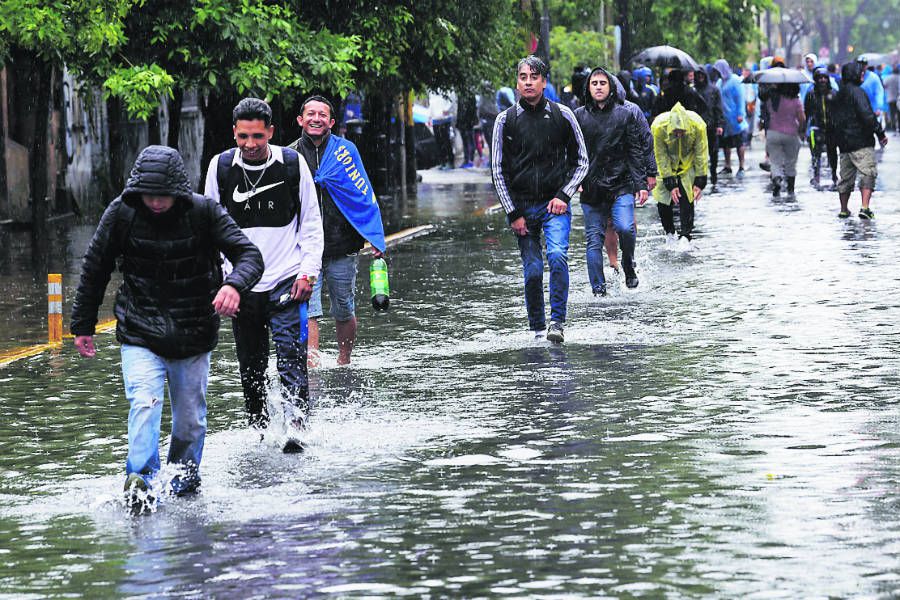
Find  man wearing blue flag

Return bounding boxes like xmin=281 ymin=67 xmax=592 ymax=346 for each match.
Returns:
xmin=289 ymin=96 xmax=386 ymax=366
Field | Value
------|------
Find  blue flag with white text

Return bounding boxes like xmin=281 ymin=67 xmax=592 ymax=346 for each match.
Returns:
xmin=314 ymin=135 xmax=386 ymax=253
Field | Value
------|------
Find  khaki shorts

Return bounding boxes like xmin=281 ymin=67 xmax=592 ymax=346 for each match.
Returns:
xmin=838 ymin=147 xmax=877 ymax=194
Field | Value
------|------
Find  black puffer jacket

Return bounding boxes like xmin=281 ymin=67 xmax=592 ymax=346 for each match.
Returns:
xmin=71 ymin=145 xmax=263 ymax=358
xmin=575 ymin=67 xmax=647 ymax=204
xmin=832 ymin=61 xmax=886 ymax=153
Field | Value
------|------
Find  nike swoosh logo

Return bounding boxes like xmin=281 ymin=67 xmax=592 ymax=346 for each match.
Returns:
xmin=232 ymin=181 xmax=284 ymax=203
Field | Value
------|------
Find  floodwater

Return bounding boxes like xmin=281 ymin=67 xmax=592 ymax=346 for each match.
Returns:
xmin=2 ymin=142 xmax=900 ymax=598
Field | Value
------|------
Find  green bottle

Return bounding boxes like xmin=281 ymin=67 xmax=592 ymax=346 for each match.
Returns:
xmin=370 ymin=257 xmax=390 ymax=311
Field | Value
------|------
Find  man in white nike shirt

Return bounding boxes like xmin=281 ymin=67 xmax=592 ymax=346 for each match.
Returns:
xmin=204 ymin=98 xmax=323 ymax=453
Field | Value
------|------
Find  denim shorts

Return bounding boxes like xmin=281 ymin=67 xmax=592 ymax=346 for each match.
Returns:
xmin=308 ymin=254 xmax=359 ymax=321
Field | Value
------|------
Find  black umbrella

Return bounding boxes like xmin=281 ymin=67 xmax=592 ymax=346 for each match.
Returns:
xmin=629 ymin=45 xmax=701 ymax=71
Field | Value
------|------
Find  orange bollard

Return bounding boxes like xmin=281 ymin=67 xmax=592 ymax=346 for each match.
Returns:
xmin=48 ymin=274 xmax=63 ymax=344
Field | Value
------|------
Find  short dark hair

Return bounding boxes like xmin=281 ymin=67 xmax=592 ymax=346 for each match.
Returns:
xmin=300 ymin=95 xmax=335 ymax=119
xmin=517 ymin=55 xmax=549 ymax=78
xmin=232 ymin=97 xmax=273 ymax=126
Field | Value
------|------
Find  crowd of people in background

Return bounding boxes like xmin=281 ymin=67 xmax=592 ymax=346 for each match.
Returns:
xmin=487 ymin=50 xmax=890 ymax=344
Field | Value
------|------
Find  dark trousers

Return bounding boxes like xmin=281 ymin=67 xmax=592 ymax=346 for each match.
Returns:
xmin=433 ymin=122 xmax=454 ymax=167
xmin=707 ymin=128 xmax=720 ymax=185
xmin=460 ymin=127 xmax=475 ymax=163
xmin=810 ymin=133 xmax=838 ymax=182
xmin=232 ymin=276 xmax=308 ymax=428
xmin=890 ymin=103 xmax=900 ymax=133
xmin=657 ymin=184 xmax=695 ymax=239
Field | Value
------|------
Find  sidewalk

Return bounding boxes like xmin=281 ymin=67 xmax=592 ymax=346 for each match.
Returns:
xmin=418 ymin=166 xmax=492 ymax=185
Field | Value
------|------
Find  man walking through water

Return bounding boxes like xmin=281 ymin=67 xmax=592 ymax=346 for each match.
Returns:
xmin=71 ymin=145 xmax=263 ymax=511
xmin=575 ymin=66 xmax=646 ymax=295
xmin=491 ymin=55 xmax=588 ymax=343
xmin=288 ymin=95 xmax=386 ymax=366
xmin=832 ymin=61 xmax=888 ymax=219
xmin=204 ymin=98 xmax=323 ymax=453
xmin=651 ymin=102 xmax=709 ymax=248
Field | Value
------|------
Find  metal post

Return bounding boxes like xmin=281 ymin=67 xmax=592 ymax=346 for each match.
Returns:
xmin=47 ymin=273 xmax=62 ymax=343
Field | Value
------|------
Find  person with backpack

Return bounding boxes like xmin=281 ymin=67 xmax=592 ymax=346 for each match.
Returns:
xmin=203 ymin=98 xmax=324 ymax=452
xmin=70 ymin=145 xmax=263 ymax=510
xmin=491 ymin=55 xmax=589 ymax=344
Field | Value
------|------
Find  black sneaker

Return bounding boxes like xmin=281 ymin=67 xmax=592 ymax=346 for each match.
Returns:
xmin=759 ymin=161 xmax=771 ymax=172
xmin=546 ymin=321 xmax=564 ymax=344
xmin=625 ymin=277 xmax=639 ymax=289
xmin=594 ymin=284 xmax=607 ymax=297
xmin=859 ymin=207 xmax=874 ymax=220
xmin=282 ymin=438 xmax=305 ymax=453
xmin=719 ymin=166 xmax=733 ymax=175
xmin=124 ymin=473 xmax=154 ymax=515
xmin=838 ymin=210 xmax=851 ymax=219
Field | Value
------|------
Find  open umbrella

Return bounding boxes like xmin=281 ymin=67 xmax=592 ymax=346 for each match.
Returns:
xmin=856 ymin=52 xmax=886 ymax=65
xmin=629 ymin=45 xmax=700 ymax=71
xmin=752 ymin=67 xmax=813 ymax=84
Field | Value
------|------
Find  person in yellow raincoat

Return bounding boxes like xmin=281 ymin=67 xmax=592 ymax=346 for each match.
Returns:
xmin=651 ymin=102 xmax=709 ymax=248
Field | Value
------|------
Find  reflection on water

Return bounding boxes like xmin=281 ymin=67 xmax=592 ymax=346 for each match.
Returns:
xmin=3 ymin=149 xmax=900 ymax=597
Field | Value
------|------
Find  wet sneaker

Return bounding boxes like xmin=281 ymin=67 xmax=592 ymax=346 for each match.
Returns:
xmin=719 ymin=166 xmax=732 ymax=175
xmin=625 ymin=277 xmax=639 ymax=289
xmin=594 ymin=284 xmax=607 ymax=297
xmin=124 ymin=473 xmax=154 ymax=515
xmin=838 ymin=210 xmax=851 ymax=219
xmin=282 ymin=439 xmax=305 ymax=453
xmin=546 ymin=321 xmax=564 ymax=344
xmin=859 ymin=207 xmax=875 ymax=220
xmin=759 ymin=161 xmax=771 ymax=172
xmin=534 ymin=329 xmax=546 ymax=340
xmin=810 ymin=177 xmax=820 ymax=189
xmin=664 ymin=233 xmax=678 ymax=249
xmin=677 ymin=236 xmax=692 ymax=251
xmin=736 ymin=167 xmax=745 ymax=179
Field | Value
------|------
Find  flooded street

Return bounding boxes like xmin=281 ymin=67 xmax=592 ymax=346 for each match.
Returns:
xmin=2 ymin=142 xmax=900 ymax=598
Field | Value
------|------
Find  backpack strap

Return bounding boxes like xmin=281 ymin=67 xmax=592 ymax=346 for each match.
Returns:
xmin=215 ymin=148 xmax=237 ymax=207
xmin=281 ymin=146 xmax=302 ymax=231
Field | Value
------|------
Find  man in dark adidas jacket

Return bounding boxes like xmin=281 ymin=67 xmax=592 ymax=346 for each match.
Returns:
xmin=491 ymin=55 xmax=589 ymax=344
xmin=204 ymin=98 xmax=323 ymax=451
xmin=71 ymin=145 xmax=263 ymax=505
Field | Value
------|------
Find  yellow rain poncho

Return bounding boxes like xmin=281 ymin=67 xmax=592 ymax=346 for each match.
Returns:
xmin=651 ymin=102 xmax=709 ymax=205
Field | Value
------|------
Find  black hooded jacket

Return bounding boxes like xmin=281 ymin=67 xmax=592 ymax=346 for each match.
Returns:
xmin=70 ymin=145 xmax=263 ymax=358
xmin=832 ymin=62 xmax=886 ymax=153
xmin=694 ymin=72 xmax=725 ymax=132
xmin=574 ymin=67 xmax=647 ymax=204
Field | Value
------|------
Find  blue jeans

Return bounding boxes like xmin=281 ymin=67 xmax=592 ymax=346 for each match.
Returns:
xmin=582 ymin=195 xmax=637 ymax=292
xmin=232 ymin=276 xmax=309 ymax=428
xmin=120 ymin=345 xmax=210 ymax=495
xmin=309 ymin=254 xmax=359 ymax=322
xmin=516 ymin=203 xmax=571 ymax=331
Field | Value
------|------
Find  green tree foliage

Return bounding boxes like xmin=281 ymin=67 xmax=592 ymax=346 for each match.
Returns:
xmin=549 ymin=26 xmax=615 ymax=83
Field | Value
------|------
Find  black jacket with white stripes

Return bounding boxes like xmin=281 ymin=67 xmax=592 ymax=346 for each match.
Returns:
xmin=491 ymin=96 xmax=589 ymax=223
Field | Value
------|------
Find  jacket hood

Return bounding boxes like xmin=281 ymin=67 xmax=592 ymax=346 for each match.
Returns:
xmin=665 ymin=102 xmax=691 ymax=134
xmin=714 ymin=59 xmax=732 ymax=80
xmin=585 ymin=66 xmax=624 ymax=108
xmin=122 ymin=145 xmax=193 ymax=205
xmin=841 ymin=61 xmax=863 ymax=86
xmin=695 ymin=68 xmax=709 ymax=88
xmin=804 ymin=53 xmax=818 ymax=68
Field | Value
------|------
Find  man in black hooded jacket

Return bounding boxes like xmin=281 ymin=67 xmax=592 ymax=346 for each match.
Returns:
xmin=71 ymin=145 xmax=263 ymax=508
xmin=694 ymin=68 xmax=725 ymax=188
xmin=575 ymin=67 xmax=647 ymax=294
xmin=831 ymin=61 xmax=888 ymax=219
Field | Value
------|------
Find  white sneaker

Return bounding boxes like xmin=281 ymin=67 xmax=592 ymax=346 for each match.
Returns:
xmin=677 ymin=236 xmax=692 ymax=251
xmin=665 ymin=233 xmax=678 ymax=249
xmin=534 ymin=329 xmax=546 ymax=340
